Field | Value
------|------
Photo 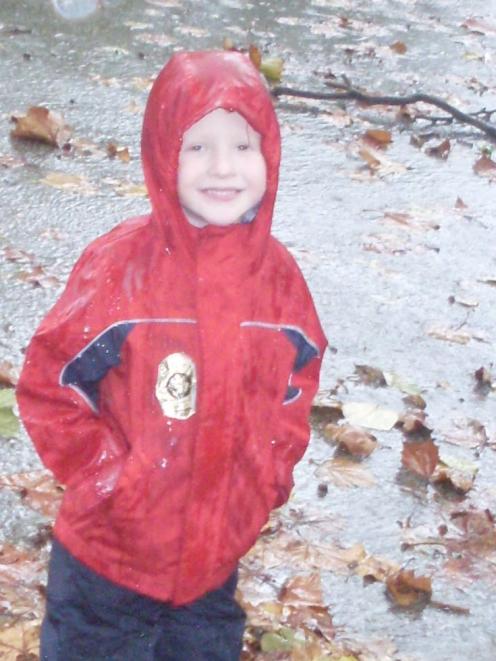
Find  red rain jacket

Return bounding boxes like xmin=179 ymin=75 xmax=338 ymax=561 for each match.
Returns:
xmin=17 ymin=51 xmax=327 ymax=605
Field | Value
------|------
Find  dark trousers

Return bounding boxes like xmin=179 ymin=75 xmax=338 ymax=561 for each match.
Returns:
xmin=41 ymin=538 xmax=246 ymax=661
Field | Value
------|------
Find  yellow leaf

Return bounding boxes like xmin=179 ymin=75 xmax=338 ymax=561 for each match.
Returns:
xmin=342 ymin=401 xmax=398 ymax=431
xmin=315 ymin=457 xmax=376 ymax=488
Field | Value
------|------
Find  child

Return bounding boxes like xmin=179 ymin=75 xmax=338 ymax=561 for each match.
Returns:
xmin=17 ymin=50 xmax=327 ymax=660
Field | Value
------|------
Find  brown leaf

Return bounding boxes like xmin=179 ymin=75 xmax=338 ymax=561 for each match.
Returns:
xmin=390 ymin=41 xmax=407 ymax=54
xmin=325 ymin=424 xmax=378 ymax=458
xmin=0 ymin=470 xmax=63 ymax=518
xmin=398 ymin=411 xmax=431 ymax=435
xmin=354 ymin=364 xmax=386 ymax=387
xmin=354 ymin=553 xmax=400 ymax=584
xmin=474 ymin=366 xmax=493 ymax=390
xmin=358 ymin=147 xmax=381 ymax=170
xmin=401 ymin=440 xmax=439 ymax=478
xmin=455 ymin=197 xmax=468 ymax=209
xmin=461 ymin=17 xmax=496 ymax=35
xmin=11 ymin=106 xmax=71 ymax=147
xmin=3 ymin=246 xmax=35 ymax=264
xmin=473 ymin=154 xmax=496 ymax=180
xmin=315 ymin=457 xmax=376 ymax=488
xmin=363 ymin=129 xmax=392 ymax=149
xmin=0 ymin=153 xmax=25 ymax=168
xmin=402 ymin=393 xmax=427 ymax=410
xmin=17 ymin=265 xmax=61 ymax=289
xmin=279 ymin=573 xmax=324 ymax=607
xmin=386 ymin=570 xmax=432 ymax=607
xmin=0 ymin=361 xmax=19 ymax=387
xmin=425 ymin=138 xmax=451 ymax=159
xmin=450 ymin=508 xmax=496 ymax=553
xmin=106 ymin=142 xmax=131 ymax=163
xmin=431 ymin=462 xmax=476 ymax=494
xmin=410 ymin=132 xmax=437 ymax=148
xmin=286 ymin=604 xmax=335 ymax=642
xmin=248 ymin=44 xmax=262 ymax=69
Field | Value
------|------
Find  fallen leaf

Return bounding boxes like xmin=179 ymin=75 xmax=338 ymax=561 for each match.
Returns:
xmin=279 ymin=572 xmax=324 ymax=607
xmin=386 ymin=570 xmax=432 ymax=607
xmin=315 ymin=457 xmax=376 ymax=488
xmin=383 ymin=371 xmax=422 ymax=396
xmin=39 ymin=171 xmax=95 ymax=194
xmin=113 ymin=181 xmax=148 ymax=197
xmin=260 ymin=628 xmax=295 ymax=653
xmin=0 ymin=389 xmax=19 ymax=437
xmin=0 ymin=361 xmax=18 ymax=387
xmin=3 ymin=246 xmax=35 ymax=264
xmin=402 ymin=393 xmax=426 ymax=410
xmin=342 ymin=401 xmax=398 ymax=431
xmin=11 ymin=106 xmax=71 ymax=147
xmin=425 ymin=138 xmax=451 ymax=159
xmin=473 ymin=154 xmax=496 ymax=181
xmin=455 ymin=197 xmax=468 ymax=209
xmin=354 ymin=147 xmax=407 ymax=178
xmin=390 ymin=40 xmax=407 ymax=54
xmin=0 ymin=470 xmax=63 ymax=517
xmin=427 ymin=325 xmax=482 ymax=344
xmin=0 ymin=153 xmax=25 ymax=168
xmin=311 ymin=391 xmax=343 ymax=416
xmin=450 ymin=507 xmax=496 ymax=554
xmin=410 ymin=132 xmax=437 ymax=148
xmin=17 ymin=265 xmax=61 ymax=288
xmin=260 ymin=57 xmax=284 ymax=82
xmin=106 ymin=143 xmax=131 ymax=163
xmin=401 ymin=440 xmax=439 ymax=479
xmin=431 ymin=456 xmax=478 ymax=494
xmin=355 ymin=553 xmax=399 ymax=584
xmin=324 ymin=424 xmax=378 ymax=457
xmin=474 ymin=366 xmax=493 ymax=394
xmin=461 ymin=17 xmax=496 ymax=35
xmin=398 ymin=411 xmax=431 ymax=435
xmin=248 ymin=44 xmax=262 ymax=69
xmin=363 ymin=129 xmax=392 ymax=148
xmin=354 ymin=364 xmax=386 ymax=387
xmin=0 ymin=619 xmax=40 ymax=659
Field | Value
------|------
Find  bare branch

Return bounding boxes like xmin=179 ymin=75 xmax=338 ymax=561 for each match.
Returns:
xmin=272 ymin=80 xmax=496 ymax=141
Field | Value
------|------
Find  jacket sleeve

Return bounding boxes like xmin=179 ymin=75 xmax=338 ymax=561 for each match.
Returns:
xmin=272 ymin=304 xmax=327 ymax=507
xmin=16 ymin=245 xmax=128 ymax=488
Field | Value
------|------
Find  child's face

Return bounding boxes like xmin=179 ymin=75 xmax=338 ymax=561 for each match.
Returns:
xmin=177 ymin=109 xmax=267 ymax=228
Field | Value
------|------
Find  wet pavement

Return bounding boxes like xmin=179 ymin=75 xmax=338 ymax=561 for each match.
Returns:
xmin=1 ymin=0 xmax=496 ymax=659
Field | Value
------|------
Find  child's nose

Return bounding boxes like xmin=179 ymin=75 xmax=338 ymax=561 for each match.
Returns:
xmin=208 ymin=148 xmax=235 ymax=177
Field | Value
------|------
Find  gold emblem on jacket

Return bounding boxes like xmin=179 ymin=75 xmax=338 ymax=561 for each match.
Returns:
xmin=155 ymin=352 xmax=197 ymax=420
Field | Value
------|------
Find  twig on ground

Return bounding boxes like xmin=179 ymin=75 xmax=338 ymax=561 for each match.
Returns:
xmin=272 ymin=78 xmax=496 ymax=141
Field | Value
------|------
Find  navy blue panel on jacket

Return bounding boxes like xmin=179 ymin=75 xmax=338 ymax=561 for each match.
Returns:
xmin=61 ymin=322 xmax=135 ymax=409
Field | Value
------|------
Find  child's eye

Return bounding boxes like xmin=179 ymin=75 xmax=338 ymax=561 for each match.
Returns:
xmin=237 ymin=144 xmax=250 ymax=151
xmin=188 ymin=144 xmax=203 ymax=152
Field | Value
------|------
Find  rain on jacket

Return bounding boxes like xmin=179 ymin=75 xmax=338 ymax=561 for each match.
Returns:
xmin=16 ymin=51 xmax=327 ymax=605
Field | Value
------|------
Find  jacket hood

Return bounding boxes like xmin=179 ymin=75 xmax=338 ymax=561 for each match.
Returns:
xmin=141 ymin=50 xmax=281 ymax=269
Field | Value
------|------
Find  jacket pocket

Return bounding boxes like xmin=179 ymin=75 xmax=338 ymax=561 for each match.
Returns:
xmin=62 ymin=455 xmax=127 ymax=517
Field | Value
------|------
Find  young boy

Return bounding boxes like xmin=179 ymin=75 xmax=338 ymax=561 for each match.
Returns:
xmin=17 ymin=50 xmax=327 ymax=660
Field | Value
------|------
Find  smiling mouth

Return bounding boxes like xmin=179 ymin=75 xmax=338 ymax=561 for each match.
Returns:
xmin=201 ymin=188 xmax=242 ymax=201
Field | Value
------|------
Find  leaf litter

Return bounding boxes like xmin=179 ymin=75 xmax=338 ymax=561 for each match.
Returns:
xmin=4 ymin=2 xmax=496 ymax=659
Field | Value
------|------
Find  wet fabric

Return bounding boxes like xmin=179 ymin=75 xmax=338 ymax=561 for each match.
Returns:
xmin=16 ymin=50 xmax=327 ymax=605
xmin=41 ymin=538 xmax=245 ymax=661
